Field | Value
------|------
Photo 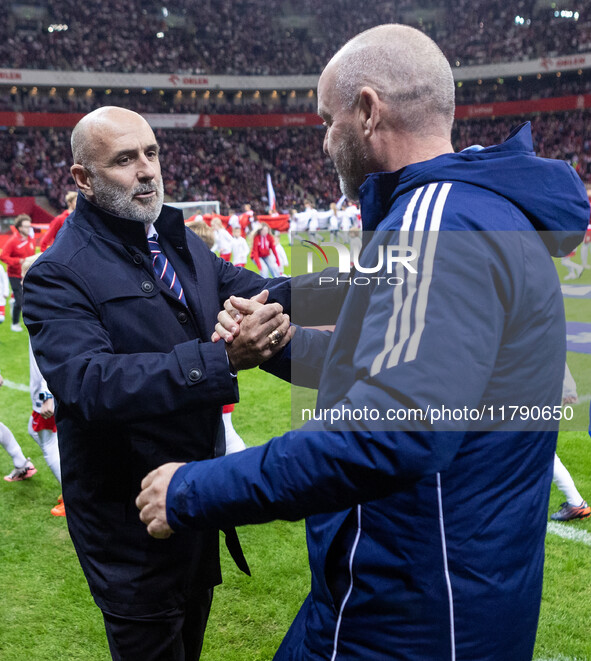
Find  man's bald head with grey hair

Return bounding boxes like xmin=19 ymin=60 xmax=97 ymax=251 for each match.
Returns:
xmin=69 ymin=106 xmax=164 ymax=225
xmin=326 ymin=24 xmax=455 ymax=137
xmin=317 ymin=24 xmax=456 ymax=198
xmin=70 ymin=106 xmax=144 ymax=169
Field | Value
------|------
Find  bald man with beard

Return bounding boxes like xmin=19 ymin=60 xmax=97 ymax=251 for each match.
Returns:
xmin=137 ymin=25 xmax=589 ymax=660
xmin=23 ymin=106 xmax=293 ymax=661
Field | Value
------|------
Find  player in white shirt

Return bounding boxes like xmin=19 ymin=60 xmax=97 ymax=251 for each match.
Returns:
xmin=561 ymin=247 xmax=584 ymax=280
xmin=231 ymin=227 xmax=249 ymax=267
xmin=0 ymin=263 xmax=8 ymax=323
xmin=273 ymin=230 xmax=289 ymax=275
xmin=28 ymin=342 xmax=61 ymax=483
xmin=551 ymin=364 xmax=590 ymax=521
xmin=304 ymin=200 xmax=319 ymax=240
xmin=580 ymin=221 xmax=591 ymax=269
xmin=228 ymin=210 xmax=241 ymax=232
xmin=344 ymin=199 xmax=361 ymax=229
xmin=211 ymin=216 xmax=233 ymax=260
xmin=288 ymin=209 xmax=299 ymax=245
xmin=348 ymin=227 xmax=362 ymax=266
xmin=328 ymin=203 xmax=340 ymax=239
xmin=21 ymin=253 xmax=64 ymax=513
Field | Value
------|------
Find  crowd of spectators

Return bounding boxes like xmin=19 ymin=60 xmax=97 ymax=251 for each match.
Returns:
xmin=455 ymin=73 xmax=591 ymax=105
xmin=1 ymin=0 xmax=310 ymax=75
xmin=1 ymin=0 xmax=590 ymax=76
xmin=0 ymin=129 xmax=73 ymax=210
xmin=453 ymin=111 xmax=591 ymax=179
xmin=0 ymin=125 xmax=340 ymax=212
xmin=2 ymin=111 xmax=590 ymax=214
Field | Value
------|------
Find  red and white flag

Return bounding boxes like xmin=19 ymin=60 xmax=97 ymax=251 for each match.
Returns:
xmin=266 ymin=173 xmax=277 ymax=213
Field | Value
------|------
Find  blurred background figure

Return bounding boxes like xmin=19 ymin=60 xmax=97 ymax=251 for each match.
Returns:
xmin=211 ymin=216 xmax=233 ymax=261
xmin=186 ymin=219 xmax=246 ymax=455
xmin=186 ymin=219 xmax=215 ymax=250
xmin=328 ymin=203 xmax=340 ymax=240
xmin=0 ymin=214 xmax=35 ymax=332
xmin=551 ymin=363 xmax=590 ymax=521
xmin=22 ymin=254 xmax=64 ymax=516
xmin=273 ymin=230 xmax=289 ymax=276
xmin=561 ymin=246 xmax=584 ymax=280
xmin=40 ymin=191 xmax=78 ymax=252
xmin=231 ymin=226 xmax=249 ymax=267
xmin=250 ymin=223 xmax=281 ymax=277
xmin=1 ymin=369 xmax=36 ymax=482
xmin=0 ymin=262 xmax=8 ymax=323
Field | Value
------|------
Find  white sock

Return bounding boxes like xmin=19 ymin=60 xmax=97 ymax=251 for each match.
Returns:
xmin=554 ymin=454 xmax=584 ymax=506
xmin=37 ymin=428 xmax=61 ymax=483
xmin=0 ymin=422 xmax=27 ymax=468
xmin=223 ymin=412 xmax=246 ymax=454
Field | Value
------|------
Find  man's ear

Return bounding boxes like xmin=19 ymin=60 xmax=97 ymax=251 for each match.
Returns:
xmin=70 ymin=164 xmax=92 ymax=197
xmin=358 ymin=86 xmax=381 ymax=137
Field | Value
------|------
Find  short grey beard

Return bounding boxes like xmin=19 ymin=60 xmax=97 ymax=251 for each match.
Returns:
xmin=90 ymin=172 xmax=164 ymax=226
xmin=333 ymin=129 xmax=370 ymax=203
xmin=339 ymin=174 xmax=360 ymax=202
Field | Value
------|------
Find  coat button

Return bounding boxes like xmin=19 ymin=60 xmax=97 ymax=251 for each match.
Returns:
xmin=141 ymin=281 xmax=154 ymax=293
xmin=133 ymin=253 xmax=143 ymax=265
xmin=188 ymin=368 xmax=202 ymax=382
xmin=177 ymin=311 xmax=188 ymax=324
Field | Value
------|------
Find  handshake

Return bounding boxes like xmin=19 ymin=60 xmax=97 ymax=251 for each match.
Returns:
xmin=212 ymin=289 xmax=295 ymax=371
xmin=136 ymin=289 xmax=294 ymax=539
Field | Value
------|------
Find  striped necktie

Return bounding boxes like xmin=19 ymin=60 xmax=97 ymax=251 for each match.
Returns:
xmin=147 ymin=237 xmax=187 ymax=306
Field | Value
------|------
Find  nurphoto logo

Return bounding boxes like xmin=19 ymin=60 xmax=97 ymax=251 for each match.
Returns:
xmin=302 ymin=239 xmax=418 ymax=286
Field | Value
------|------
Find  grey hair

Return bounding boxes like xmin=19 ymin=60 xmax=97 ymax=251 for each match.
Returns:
xmin=331 ymin=24 xmax=455 ymax=136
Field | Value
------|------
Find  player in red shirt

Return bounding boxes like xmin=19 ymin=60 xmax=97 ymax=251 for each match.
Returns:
xmin=40 ymin=191 xmax=77 ymax=252
xmin=250 ymin=222 xmax=281 ymax=277
xmin=239 ymin=203 xmax=254 ymax=236
xmin=0 ymin=214 xmax=36 ymax=331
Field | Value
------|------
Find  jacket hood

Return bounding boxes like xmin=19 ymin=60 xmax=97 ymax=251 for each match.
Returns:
xmin=360 ymin=123 xmax=589 ymax=256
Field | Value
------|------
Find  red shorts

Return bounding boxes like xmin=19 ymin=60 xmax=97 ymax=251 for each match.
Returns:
xmin=222 ymin=404 xmax=235 ymax=414
xmin=220 ymin=253 xmax=232 ymax=261
xmin=31 ymin=411 xmax=57 ymax=433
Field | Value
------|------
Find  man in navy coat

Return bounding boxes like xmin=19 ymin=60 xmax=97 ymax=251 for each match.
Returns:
xmin=23 ymin=106 xmax=292 ymax=661
xmin=136 ymin=25 xmax=589 ymax=661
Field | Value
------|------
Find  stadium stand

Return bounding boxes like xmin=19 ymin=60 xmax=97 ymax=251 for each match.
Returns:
xmin=1 ymin=0 xmax=590 ymax=213
xmin=1 ymin=0 xmax=590 ymax=73
xmin=1 ymin=109 xmax=590 ymax=214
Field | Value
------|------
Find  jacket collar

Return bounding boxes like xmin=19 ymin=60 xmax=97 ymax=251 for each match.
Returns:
xmin=72 ymin=194 xmax=187 ymax=253
xmin=358 ymin=170 xmax=404 ymax=231
xmin=358 ymin=123 xmax=535 ymax=232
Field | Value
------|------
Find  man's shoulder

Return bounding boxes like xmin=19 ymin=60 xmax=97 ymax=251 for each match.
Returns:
xmin=34 ymin=214 xmax=94 ymax=269
xmin=436 ymin=181 xmax=531 ymax=231
xmin=380 ymin=181 xmax=527 ymax=232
